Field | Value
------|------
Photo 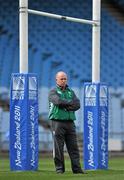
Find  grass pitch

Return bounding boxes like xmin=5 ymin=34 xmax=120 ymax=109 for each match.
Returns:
xmin=0 ymin=157 xmax=124 ymax=180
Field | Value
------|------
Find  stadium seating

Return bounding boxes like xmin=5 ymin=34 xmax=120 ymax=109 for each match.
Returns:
xmin=0 ymin=0 xmax=124 ymax=148
xmin=114 ymin=0 xmax=124 ymax=7
xmin=0 ymin=0 xmax=124 ymax=88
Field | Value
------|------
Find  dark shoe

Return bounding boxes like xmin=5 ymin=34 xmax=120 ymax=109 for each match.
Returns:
xmin=56 ymin=170 xmax=64 ymax=174
xmin=73 ymin=169 xmax=84 ymax=174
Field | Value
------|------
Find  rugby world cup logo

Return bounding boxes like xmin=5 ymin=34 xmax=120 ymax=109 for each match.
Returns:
xmin=100 ymin=86 xmax=108 ymax=106
xmin=12 ymin=76 xmax=25 ymax=100
xmin=29 ymin=77 xmax=37 ymax=90
xmin=13 ymin=76 xmax=25 ymax=90
xmin=85 ymin=85 xmax=96 ymax=106
xmin=29 ymin=77 xmax=37 ymax=100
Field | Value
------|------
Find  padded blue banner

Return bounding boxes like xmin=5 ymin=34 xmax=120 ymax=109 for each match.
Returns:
xmin=84 ymin=83 xmax=108 ymax=170
xmin=10 ymin=73 xmax=38 ymax=171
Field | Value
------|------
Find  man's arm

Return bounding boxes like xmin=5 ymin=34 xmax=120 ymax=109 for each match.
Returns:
xmin=48 ymin=89 xmax=72 ymax=108
xmin=66 ymin=91 xmax=80 ymax=111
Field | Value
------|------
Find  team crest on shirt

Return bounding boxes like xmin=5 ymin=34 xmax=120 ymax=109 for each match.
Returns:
xmin=68 ymin=91 xmax=73 ymax=98
xmin=57 ymin=90 xmax=62 ymax=95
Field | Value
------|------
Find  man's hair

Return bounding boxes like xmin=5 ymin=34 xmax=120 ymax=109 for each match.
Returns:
xmin=56 ymin=71 xmax=67 ymax=79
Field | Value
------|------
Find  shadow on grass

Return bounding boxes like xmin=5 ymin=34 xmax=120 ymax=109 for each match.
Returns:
xmin=0 ymin=169 xmax=124 ymax=176
xmin=84 ymin=169 xmax=124 ymax=176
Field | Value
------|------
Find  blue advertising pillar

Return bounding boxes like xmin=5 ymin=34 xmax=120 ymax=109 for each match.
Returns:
xmin=10 ymin=73 xmax=39 ymax=171
xmin=84 ymin=83 xmax=108 ymax=170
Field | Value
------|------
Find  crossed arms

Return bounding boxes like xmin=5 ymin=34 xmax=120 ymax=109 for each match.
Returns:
xmin=48 ymin=88 xmax=80 ymax=111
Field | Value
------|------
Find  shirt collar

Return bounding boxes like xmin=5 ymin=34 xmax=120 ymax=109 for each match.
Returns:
xmin=56 ymin=84 xmax=68 ymax=90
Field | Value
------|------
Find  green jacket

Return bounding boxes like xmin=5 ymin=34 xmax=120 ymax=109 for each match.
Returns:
xmin=48 ymin=86 xmax=80 ymax=121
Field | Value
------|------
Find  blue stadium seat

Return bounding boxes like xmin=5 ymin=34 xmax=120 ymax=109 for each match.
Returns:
xmin=0 ymin=0 xmax=124 ymax=88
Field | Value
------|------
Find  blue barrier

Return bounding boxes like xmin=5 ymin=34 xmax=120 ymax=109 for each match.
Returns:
xmin=84 ymin=83 xmax=108 ymax=170
xmin=10 ymin=73 xmax=39 ymax=171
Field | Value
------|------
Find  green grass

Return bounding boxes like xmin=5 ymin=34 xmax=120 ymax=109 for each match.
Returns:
xmin=0 ymin=157 xmax=124 ymax=180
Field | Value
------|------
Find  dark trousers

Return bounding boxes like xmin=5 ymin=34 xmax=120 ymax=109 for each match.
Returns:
xmin=51 ymin=120 xmax=82 ymax=172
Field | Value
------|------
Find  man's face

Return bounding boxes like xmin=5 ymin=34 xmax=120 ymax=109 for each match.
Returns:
xmin=56 ymin=73 xmax=67 ymax=88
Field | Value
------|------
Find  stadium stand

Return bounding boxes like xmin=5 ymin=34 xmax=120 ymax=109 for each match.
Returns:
xmin=0 ymin=0 xmax=124 ymax=151
xmin=0 ymin=0 xmax=124 ymax=88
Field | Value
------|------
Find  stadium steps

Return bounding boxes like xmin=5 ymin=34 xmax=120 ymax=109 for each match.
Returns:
xmin=0 ymin=0 xmax=124 ymax=87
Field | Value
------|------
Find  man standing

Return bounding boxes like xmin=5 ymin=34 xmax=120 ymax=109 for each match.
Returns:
xmin=48 ymin=71 xmax=84 ymax=174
